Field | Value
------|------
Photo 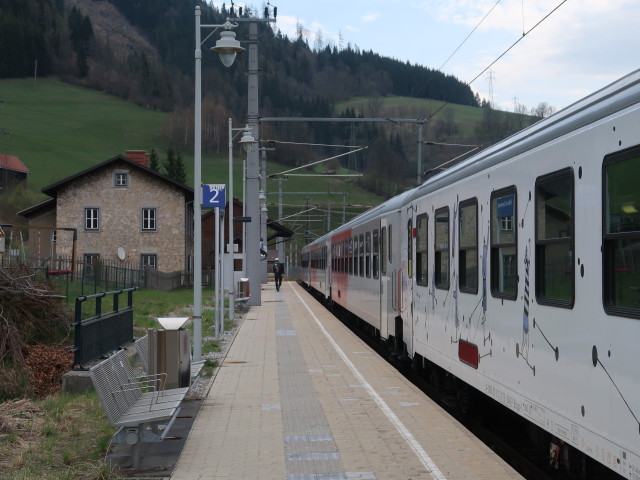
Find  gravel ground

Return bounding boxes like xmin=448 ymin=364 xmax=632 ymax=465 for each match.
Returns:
xmin=188 ymin=310 xmax=245 ymax=399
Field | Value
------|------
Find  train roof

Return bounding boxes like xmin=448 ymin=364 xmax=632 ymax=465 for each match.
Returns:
xmin=408 ymin=68 xmax=640 ymax=203
xmin=303 ymin=189 xmax=415 ymax=249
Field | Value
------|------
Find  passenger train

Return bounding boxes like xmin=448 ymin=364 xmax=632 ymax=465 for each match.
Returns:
xmin=300 ymin=69 xmax=640 ymax=479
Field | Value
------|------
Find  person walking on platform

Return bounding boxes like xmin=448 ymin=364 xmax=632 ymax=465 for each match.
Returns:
xmin=273 ymin=258 xmax=283 ymax=292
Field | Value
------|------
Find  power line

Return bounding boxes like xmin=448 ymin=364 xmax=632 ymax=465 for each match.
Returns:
xmin=468 ymin=0 xmax=568 ymax=86
xmin=437 ymin=0 xmax=502 ymax=72
xmin=427 ymin=0 xmax=567 ymax=121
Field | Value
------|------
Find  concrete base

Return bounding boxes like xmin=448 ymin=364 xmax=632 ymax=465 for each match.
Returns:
xmin=62 ymin=369 xmax=94 ymax=394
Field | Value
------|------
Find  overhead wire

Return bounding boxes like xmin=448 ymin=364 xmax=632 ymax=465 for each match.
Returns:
xmin=437 ymin=0 xmax=502 ymax=72
xmin=468 ymin=0 xmax=568 ymax=86
xmin=427 ymin=0 xmax=568 ymax=121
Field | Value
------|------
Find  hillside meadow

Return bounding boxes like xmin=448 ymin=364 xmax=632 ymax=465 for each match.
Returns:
xmin=0 ymin=78 xmax=384 ymax=244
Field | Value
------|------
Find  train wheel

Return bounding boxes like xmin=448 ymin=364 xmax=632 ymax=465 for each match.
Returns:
xmin=456 ymin=383 xmax=474 ymax=416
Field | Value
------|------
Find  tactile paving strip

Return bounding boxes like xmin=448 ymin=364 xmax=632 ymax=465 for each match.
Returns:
xmin=275 ymin=302 xmax=376 ymax=480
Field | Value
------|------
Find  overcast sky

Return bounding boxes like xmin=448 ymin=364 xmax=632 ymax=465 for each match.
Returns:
xmin=219 ymin=1 xmax=639 ymax=113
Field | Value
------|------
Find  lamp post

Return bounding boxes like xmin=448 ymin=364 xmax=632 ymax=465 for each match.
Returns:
xmin=227 ymin=119 xmax=255 ymax=334
xmin=217 ymin=13 xmax=275 ymax=307
xmin=193 ymin=7 xmax=245 ymax=361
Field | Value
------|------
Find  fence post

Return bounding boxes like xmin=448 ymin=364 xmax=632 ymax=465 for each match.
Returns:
xmin=73 ymin=296 xmax=85 ymax=367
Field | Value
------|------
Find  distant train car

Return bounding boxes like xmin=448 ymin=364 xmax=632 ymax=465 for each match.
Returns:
xmin=301 ymin=69 xmax=640 ymax=479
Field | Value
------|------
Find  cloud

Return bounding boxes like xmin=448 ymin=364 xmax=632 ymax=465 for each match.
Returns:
xmin=361 ymin=12 xmax=380 ymax=23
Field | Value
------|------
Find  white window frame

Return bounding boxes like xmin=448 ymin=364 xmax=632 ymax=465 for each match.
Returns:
xmin=142 ymin=208 xmax=157 ymax=231
xmin=85 ymin=207 xmax=99 ymax=231
xmin=114 ymin=172 xmax=128 ymax=187
xmin=141 ymin=254 xmax=157 ymax=269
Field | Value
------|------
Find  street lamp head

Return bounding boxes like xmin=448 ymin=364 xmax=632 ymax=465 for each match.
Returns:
xmin=239 ymin=125 xmax=257 ymax=152
xmin=211 ymin=23 xmax=245 ymax=67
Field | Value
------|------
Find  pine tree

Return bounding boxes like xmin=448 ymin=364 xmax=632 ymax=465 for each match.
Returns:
xmin=149 ymin=147 xmax=160 ymax=171
xmin=163 ymin=148 xmax=187 ymax=184
xmin=174 ymin=151 xmax=187 ymax=184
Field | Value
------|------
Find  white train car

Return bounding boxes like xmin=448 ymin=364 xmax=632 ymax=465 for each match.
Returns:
xmin=301 ymin=69 xmax=640 ymax=478
xmin=300 ymin=236 xmax=329 ymax=298
xmin=326 ymin=191 xmax=412 ymax=340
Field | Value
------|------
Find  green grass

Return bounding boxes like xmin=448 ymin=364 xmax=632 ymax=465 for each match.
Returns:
xmin=0 ymin=78 xmax=167 ymax=191
xmin=0 ymin=77 xmax=385 ymax=246
xmin=337 ymin=95 xmax=491 ymax=135
xmin=0 ymin=392 xmax=122 ymax=480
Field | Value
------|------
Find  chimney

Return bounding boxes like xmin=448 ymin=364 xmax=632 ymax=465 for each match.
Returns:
xmin=126 ymin=150 xmax=149 ymax=167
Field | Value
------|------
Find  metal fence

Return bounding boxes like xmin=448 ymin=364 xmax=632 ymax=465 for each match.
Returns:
xmin=2 ymin=255 xmax=234 ymax=293
xmin=72 ymin=287 xmax=137 ymax=369
xmin=1 ymin=255 xmax=143 ymax=290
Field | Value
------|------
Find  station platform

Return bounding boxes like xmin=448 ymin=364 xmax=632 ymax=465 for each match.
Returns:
xmin=171 ymin=281 xmax=523 ymax=480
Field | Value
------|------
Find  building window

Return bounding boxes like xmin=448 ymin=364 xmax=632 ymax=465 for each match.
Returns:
xmin=141 ymin=254 xmax=157 ymax=269
xmin=459 ymin=199 xmax=478 ymax=293
xmin=142 ymin=208 xmax=157 ymax=231
xmin=85 ymin=207 xmax=99 ymax=231
xmin=416 ymin=213 xmax=428 ymax=286
xmin=84 ymin=253 xmax=100 ymax=265
xmin=83 ymin=253 xmax=100 ymax=279
xmin=435 ymin=207 xmax=450 ymax=289
xmin=535 ymin=169 xmax=574 ymax=306
xmin=603 ymin=146 xmax=640 ymax=316
xmin=114 ymin=172 xmax=128 ymax=187
xmin=491 ymin=188 xmax=517 ymax=298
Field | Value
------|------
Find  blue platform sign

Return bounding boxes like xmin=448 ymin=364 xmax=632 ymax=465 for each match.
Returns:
xmin=496 ymin=194 xmax=514 ymax=218
xmin=202 ymin=184 xmax=226 ymax=208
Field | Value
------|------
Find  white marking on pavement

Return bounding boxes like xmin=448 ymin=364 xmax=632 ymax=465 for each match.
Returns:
xmin=293 ymin=287 xmax=448 ymax=480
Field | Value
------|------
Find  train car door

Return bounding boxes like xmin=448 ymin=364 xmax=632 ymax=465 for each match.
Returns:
xmin=379 ymin=218 xmax=391 ymax=339
xmin=399 ymin=207 xmax=415 ymax=357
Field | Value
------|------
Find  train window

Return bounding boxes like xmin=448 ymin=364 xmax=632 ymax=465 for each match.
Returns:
xmin=388 ymin=224 xmax=393 ymax=263
xmin=459 ymin=199 xmax=478 ymax=293
xmin=349 ymin=238 xmax=354 ymax=275
xmin=359 ymin=234 xmax=365 ymax=277
xmin=435 ymin=207 xmax=450 ymax=289
xmin=324 ymin=246 xmax=327 ymax=270
xmin=407 ymin=219 xmax=413 ymax=279
xmin=353 ymin=236 xmax=358 ymax=276
xmin=344 ymin=240 xmax=348 ymax=274
xmin=332 ymin=244 xmax=336 ymax=272
xmin=491 ymin=188 xmax=518 ymax=299
xmin=535 ymin=169 xmax=574 ymax=307
xmin=373 ymin=230 xmax=380 ymax=279
xmin=364 ymin=232 xmax=371 ymax=278
xmin=365 ymin=232 xmax=372 ymax=278
xmin=416 ymin=213 xmax=428 ymax=286
xmin=603 ymin=147 xmax=640 ymax=316
xmin=381 ymin=227 xmax=387 ymax=276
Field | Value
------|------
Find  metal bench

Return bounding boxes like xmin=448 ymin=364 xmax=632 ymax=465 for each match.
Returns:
xmin=89 ymin=349 xmax=189 ymax=468
xmin=134 ymin=335 xmax=149 ymax=372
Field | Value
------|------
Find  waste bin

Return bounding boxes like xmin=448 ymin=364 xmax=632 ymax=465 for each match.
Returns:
xmin=155 ymin=317 xmax=191 ymax=390
xmin=237 ymin=278 xmax=250 ymax=299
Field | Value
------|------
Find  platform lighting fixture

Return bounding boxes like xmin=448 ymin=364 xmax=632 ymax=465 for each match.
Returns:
xmin=239 ymin=126 xmax=257 ymax=152
xmin=211 ymin=22 xmax=245 ymax=67
xmin=227 ymin=120 xmax=257 ymax=335
xmin=195 ymin=8 xmax=275 ymax=359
